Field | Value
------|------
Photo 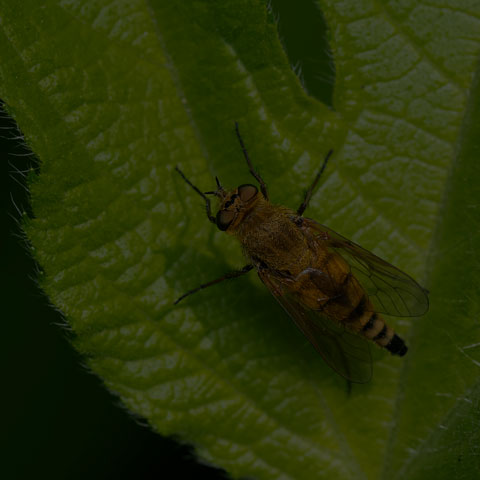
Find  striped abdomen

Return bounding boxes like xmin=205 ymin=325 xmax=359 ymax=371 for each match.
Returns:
xmin=346 ymin=297 xmax=407 ymax=356
xmin=297 ymin=251 xmax=408 ymax=356
xmin=335 ymin=265 xmax=407 ymax=356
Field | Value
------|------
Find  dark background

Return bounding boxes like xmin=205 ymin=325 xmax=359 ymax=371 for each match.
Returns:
xmin=1 ymin=106 xmax=231 ymax=479
xmin=2 ymin=1 xmax=332 ymax=478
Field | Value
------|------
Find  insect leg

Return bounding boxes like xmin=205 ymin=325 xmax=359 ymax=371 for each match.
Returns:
xmin=297 ymin=149 xmax=333 ymax=216
xmin=234 ymin=122 xmax=269 ymax=200
xmin=174 ymin=264 xmax=254 ymax=305
xmin=175 ymin=166 xmax=216 ymax=224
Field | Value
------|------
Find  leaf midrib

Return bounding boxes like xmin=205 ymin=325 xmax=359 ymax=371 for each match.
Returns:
xmin=384 ymin=46 xmax=480 ymax=480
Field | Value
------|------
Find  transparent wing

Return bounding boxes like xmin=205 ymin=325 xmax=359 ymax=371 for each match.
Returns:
xmin=300 ymin=218 xmax=429 ymax=317
xmin=258 ymin=269 xmax=372 ymax=384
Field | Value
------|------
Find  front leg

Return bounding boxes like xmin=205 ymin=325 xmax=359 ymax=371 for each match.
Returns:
xmin=297 ymin=149 xmax=333 ymax=216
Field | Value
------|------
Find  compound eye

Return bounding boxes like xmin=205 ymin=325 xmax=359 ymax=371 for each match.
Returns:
xmin=238 ymin=184 xmax=258 ymax=202
xmin=216 ymin=209 xmax=235 ymax=231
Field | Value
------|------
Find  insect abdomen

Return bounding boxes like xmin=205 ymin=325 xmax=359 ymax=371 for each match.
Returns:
xmin=289 ymin=250 xmax=409 ymax=356
xmin=357 ymin=310 xmax=408 ymax=356
xmin=341 ymin=283 xmax=407 ymax=356
xmin=321 ymin=258 xmax=408 ymax=356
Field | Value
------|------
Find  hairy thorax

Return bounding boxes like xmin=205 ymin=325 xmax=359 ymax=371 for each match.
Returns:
xmin=232 ymin=199 xmax=315 ymax=275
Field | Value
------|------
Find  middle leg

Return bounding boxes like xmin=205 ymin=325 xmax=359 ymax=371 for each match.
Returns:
xmin=174 ymin=264 xmax=254 ymax=305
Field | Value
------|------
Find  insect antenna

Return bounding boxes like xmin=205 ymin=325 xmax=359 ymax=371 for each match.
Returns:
xmin=297 ymin=149 xmax=333 ymax=216
xmin=175 ymin=166 xmax=216 ymax=224
xmin=234 ymin=122 xmax=269 ymax=200
xmin=204 ymin=177 xmax=225 ymax=198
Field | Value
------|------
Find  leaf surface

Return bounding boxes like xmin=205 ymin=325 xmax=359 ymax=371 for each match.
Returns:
xmin=1 ymin=1 xmax=480 ymax=478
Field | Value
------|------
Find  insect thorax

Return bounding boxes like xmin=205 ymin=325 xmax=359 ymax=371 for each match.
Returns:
xmin=233 ymin=201 xmax=312 ymax=273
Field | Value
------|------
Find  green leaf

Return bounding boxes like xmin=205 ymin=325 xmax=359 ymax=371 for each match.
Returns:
xmin=2 ymin=0 xmax=480 ymax=478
